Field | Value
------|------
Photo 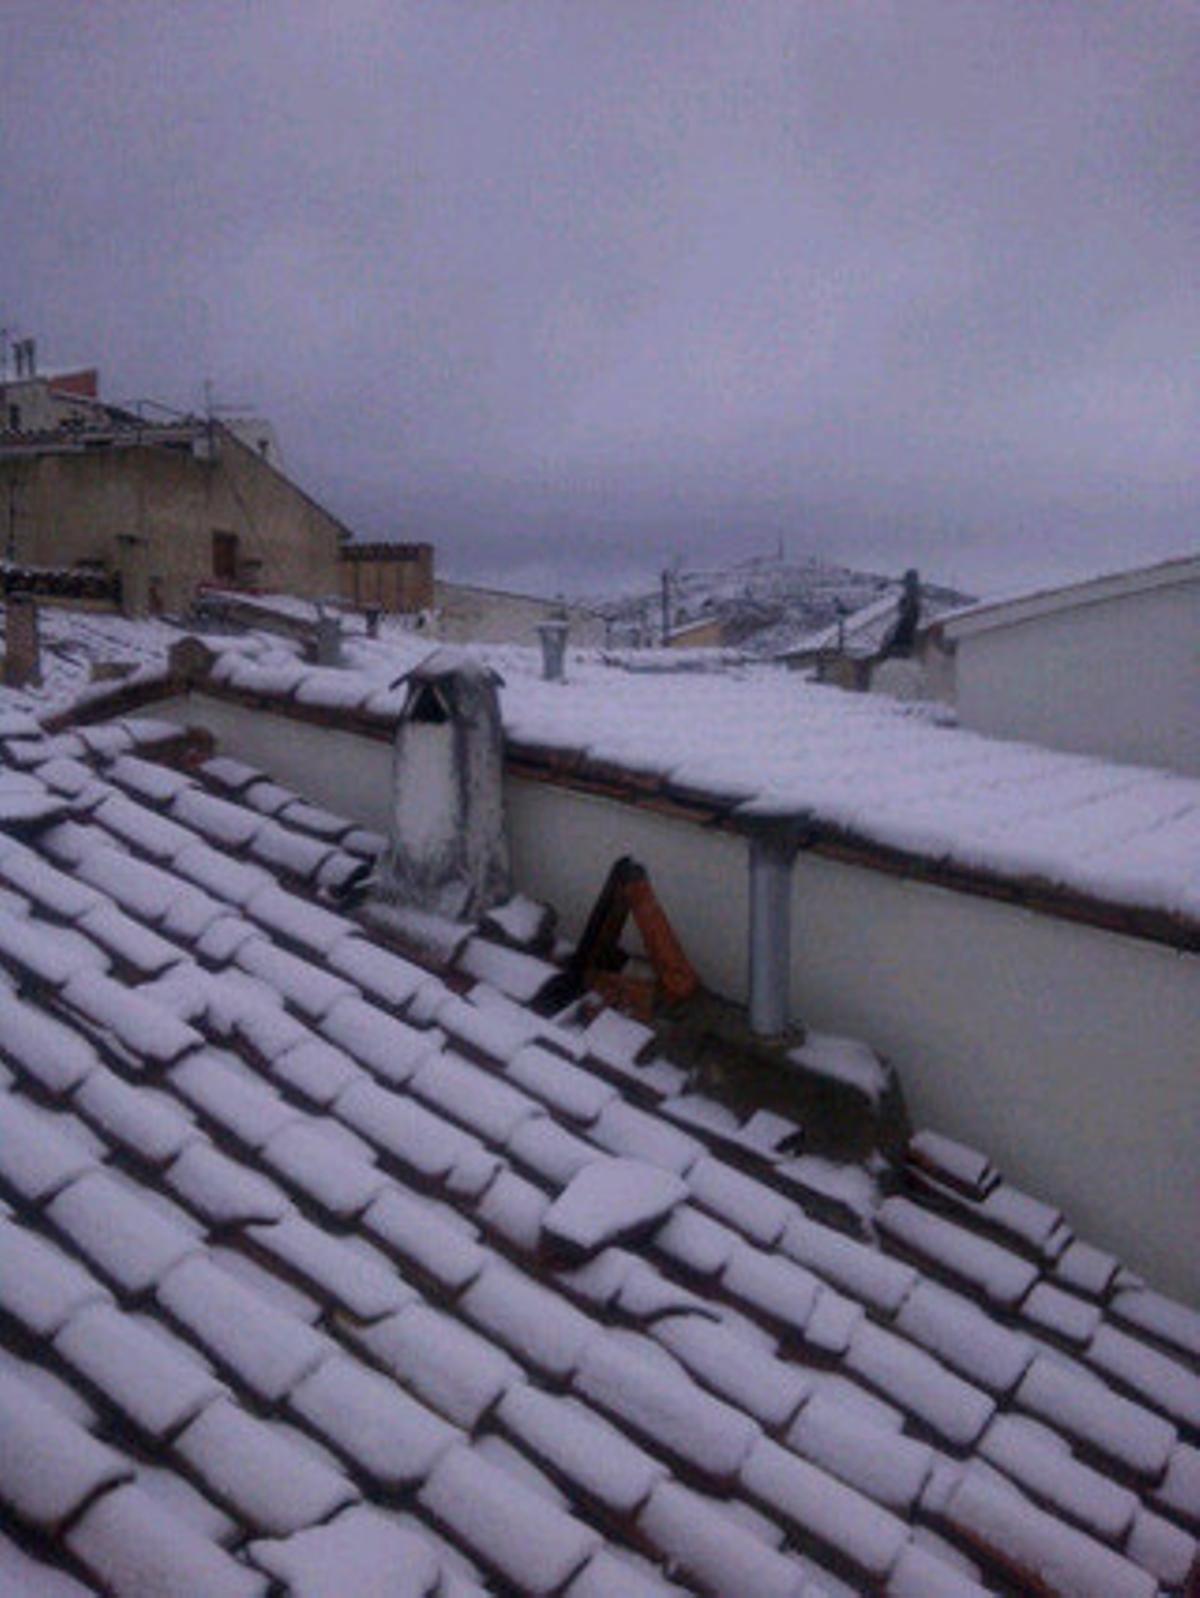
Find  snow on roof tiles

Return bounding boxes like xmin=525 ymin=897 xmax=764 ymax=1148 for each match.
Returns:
xmin=141 ymin=632 xmax=1200 ymax=937
xmin=0 ymin=719 xmax=1195 ymax=1597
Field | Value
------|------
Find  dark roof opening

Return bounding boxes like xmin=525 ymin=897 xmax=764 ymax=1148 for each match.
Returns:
xmin=407 ymin=681 xmax=452 ymax=725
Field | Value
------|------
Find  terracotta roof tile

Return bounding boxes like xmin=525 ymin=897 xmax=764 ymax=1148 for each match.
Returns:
xmin=66 ymin=1482 xmax=268 ymax=1598
xmin=1 ymin=723 xmax=1196 ymax=1598
xmin=0 ymin=1369 xmax=133 ymax=1530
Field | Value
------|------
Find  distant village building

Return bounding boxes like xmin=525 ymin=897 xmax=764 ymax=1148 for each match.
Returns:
xmin=665 ymin=613 xmax=727 ymax=649
xmin=783 ymin=571 xmax=960 ymax=701
xmin=0 ymin=360 xmax=355 ymax=613
xmin=1 ymin=356 xmax=111 ymax=434
xmin=433 ymin=579 xmax=606 ymax=647
xmin=941 ymin=553 xmax=1200 ymax=776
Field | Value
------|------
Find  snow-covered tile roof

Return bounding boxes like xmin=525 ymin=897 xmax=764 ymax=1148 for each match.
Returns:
xmin=0 ymin=712 xmax=1195 ymax=1597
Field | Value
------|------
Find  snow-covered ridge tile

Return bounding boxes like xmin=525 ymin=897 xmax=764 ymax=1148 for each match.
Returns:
xmin=1015 ymin=1353 xmax=1177 ymax=1479
xmin=895 ymin=1280 xmax=1034 ymax=1396
xmin=459 ymin=1260 xmax=596 ymax=1382
xmin=0 ymin=1093 xmax=99 ymax=1204
xmin=418 ymin=1442 xmax=599 ymax=1596
xmin=653 ymin=1313 xmax=810 ymax=1432
xmin=637 ymin=1479 xmax=808 ymax=1598
xmin=740 ymin=1436 xmax=911 ymax=1581
xmin=783 ymin=1213 xmax=916 ymax=1316
xmin=1111 ymin=1287 xmax=1200 ymax=1364
xmin=574 ymin=1332 xmax=760 ymax=1481
xmin=53 ymin=1303 xmax=225 ymax=1441
xmin=846 ymin=1321 xmax=996 ymax=1451
xmin=288 ymin=1357 xmax=457 ymax=1498
xmin=63 ymin=969 xmax=202 ymax=1067
xmin=0 ymin=1367 xmax=132 ymax=1531
xmin=542 ymin=1157 xmax=687 ymax=1260
xmin=47 ymin=1170 xmax=202 ymax=1295
xmin=175 ymin=1396 xmax=358 ymax=1536
xmin=0 ymin=1216 xmax=113 ymax=1335
xmin=156 ymin=1255 xmax=331 ymax=1404
xmin=350 ymin=1303 xmax=521 ymax=1432
xmin=944 ymin=1465 xmax=1158 ymax=1598
xmin=977 ymin=1414 xmax=1137 ymax=1544
xmin=75 ymin=1067 xmax=201 ymax=1166
xmin=878 ymin=1195 xmax=1041 ymax=1308
xmin=166 ymin=1142 xmax=292 ymax=1228
xmin=3 ymin=695 xmax=1197 ymax=1598
xmin=791 ymin=1389 xmax=934 ymax=1515
xmin=1086 ymin=1323 xmax=1200 ymax=1431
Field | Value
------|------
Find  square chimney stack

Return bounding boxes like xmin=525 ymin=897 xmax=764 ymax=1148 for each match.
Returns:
xmin=379 ymin=649 xmax=511 ymax=921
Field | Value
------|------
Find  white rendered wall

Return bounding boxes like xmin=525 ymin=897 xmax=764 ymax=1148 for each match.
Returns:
xmin=787 ymin=852 xmax=1198 ymax=1303
xmin=507 ymin=780 xmax=750 ymax=1000
xmin=158 ymin=695 xmax=396 ymax=833
xmin=508 ymin=780 xmax=1197 ymax=1300
xmin=161 ymin=695 xmax=1199 ymax=1298
xmin=954 ymin=580 xmax=1200 ymax=774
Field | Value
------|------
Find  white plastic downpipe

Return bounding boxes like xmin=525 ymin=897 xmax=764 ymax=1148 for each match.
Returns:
xmin=748 ymin=829 xmax=799 ymax=1037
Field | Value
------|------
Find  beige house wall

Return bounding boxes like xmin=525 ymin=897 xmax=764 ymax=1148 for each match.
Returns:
xmin=434 ymin=579 xmax=606 ymax=647
xmin=0 ymin=429 xmax=344 ymax=611
xmin=667 ymin=616 xmax=725 ymax=649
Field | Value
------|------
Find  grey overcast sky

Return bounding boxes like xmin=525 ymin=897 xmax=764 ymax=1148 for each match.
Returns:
xmin=2 ymin=2 xmax=1197 ymax=597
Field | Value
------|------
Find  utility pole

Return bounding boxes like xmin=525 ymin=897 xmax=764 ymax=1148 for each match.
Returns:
xmin=660 ymin=566 xmax=671 ymax=646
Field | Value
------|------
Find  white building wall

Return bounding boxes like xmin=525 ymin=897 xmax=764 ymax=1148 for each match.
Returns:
xmin=159 ymin=694 xmax=397 ymax=833
xmin=158 ymin=693 xmax=1200 ymax=1299
xmin=954 ymin=579 xmax=1200 ymax=774
xmin=510 ymin=782 xmax=1198 ymax=1302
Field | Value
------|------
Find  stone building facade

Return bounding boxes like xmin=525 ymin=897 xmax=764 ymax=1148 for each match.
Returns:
xmin=0 ymin=418 xmax=348 ymax=613
xmin=0 ymin=365 xmax=109 ymax=434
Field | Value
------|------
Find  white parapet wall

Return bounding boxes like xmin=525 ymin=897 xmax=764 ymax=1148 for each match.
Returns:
xmin=159 ymin=693 xmax=398 ymax=834
xmin=508 ymin=780 xmax=1197 ymax=1299
xmin=948 ymin=561 xmax=1200 ymax=775
xmin=159 ymin=692 xmax=1199 ymax=1299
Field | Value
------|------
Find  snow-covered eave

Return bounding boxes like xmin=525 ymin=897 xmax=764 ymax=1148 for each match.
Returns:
xmin=52 ymin=668 xmax=1200 ymax=956
xmin=941 ymin=552 xmax=1200 ymax=641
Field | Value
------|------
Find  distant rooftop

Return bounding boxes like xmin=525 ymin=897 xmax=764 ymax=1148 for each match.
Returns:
xmin=941 ymin=552 xmax=1200 ymax=641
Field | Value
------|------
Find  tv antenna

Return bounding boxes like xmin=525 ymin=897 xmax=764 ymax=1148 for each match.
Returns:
xmin=202 ymin=378 xmax=253 ymax=422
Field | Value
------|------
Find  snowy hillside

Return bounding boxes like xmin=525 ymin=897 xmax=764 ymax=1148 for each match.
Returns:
xmin=595 ymin=555 xmax=973 ymax=653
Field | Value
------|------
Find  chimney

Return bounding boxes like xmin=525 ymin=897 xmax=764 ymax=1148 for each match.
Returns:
xmin=536 ymin=616 xmax=569 ymax=681
xmin=889 ymin=568 xmax=921 ymax=657
xmin=311 ymin=608 xmax=343 ymax=667
xmin=380 ymin=649 xmax=510 ymax=921
xmin=4 ymin=593 xmax=41 ymax=688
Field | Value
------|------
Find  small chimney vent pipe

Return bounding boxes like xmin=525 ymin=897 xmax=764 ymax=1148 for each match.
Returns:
xmin=536 ymin=618 xmax=569 ymax=681
xmin=747 ymin=826 xmax=800 ymax=1037
xmin=312 ymin=609 xmax=343 ymax=667
xmin=3 ymin=593 xmax=41 ymax=689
